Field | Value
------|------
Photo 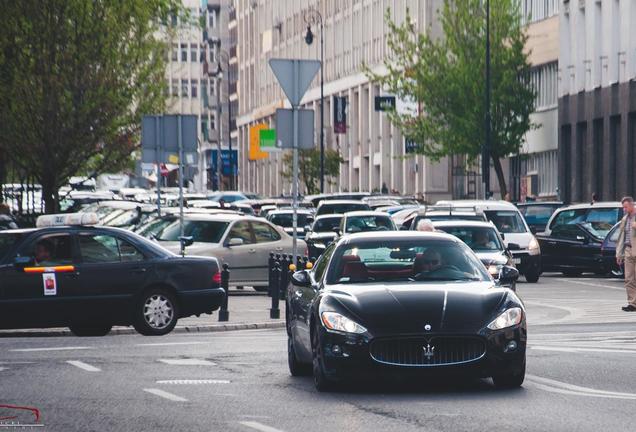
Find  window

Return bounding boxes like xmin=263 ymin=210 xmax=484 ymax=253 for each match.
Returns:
xmin=157 ymin=220 xmax=229 ymax=243
xmin=181 ymin=79 xmax=189 ymax=97
xmin=79 ymin=235 xmax=120 ymax=263
xmin=190 ymin=43 xmax=197 ymax=62
xmin=550 ymin=209 xmax=587 ymax=229
xmin=252 ymin=222 xmax=281 ymax=243
xmin=171 ymin=43 xmax=178 ymax=61
xmin=484 ymin=211 xmax=528 ymax=234
xmin=201 ymin=118 xmax=209 ymax=141
xmin=209 ymin=9 xmax=217 ymax=28
xmin=180 ymin=43 xmax=188 ymax=62
xmin=227 ymin=221 xmax=252 ymax=244
xmin=314 ymin=243 xmax=336 ymax=282
xmin=118 ymin=239 xmax=145 ymax=262
xmin=171 ymin=79 xmax=179 ymax=97
xmin=191 ymin=79 xmax=198 ymax=98
xmin=28 ymin=235 xmax=73 ymax=266
xmin=201 ymin=80 xmax=208 ymax=106
xmin=530 ymin=62 xmax=557 ymax=110
xmin=551 ymin=225 xmax=582 ymax=241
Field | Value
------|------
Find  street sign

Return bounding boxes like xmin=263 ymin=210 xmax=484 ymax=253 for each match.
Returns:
xmin=141 ymin=115 xmax=198 ymax=164
xmin=333 ymin=96 xmax=347 ymax=134
xmin=275 ymin=109 xmax=314 ymax=149
xmin=210 ymin=150 xmax=238 ymax=176
xmin=269 ymin=59 xmax=321 ymax=106
xmin=374 ymin=96 xmax=396 ymax=112
xmin=259 ymin=129 xmax=279 ymax=152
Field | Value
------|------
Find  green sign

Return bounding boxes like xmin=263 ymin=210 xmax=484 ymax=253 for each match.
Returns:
xmin=259 ymin=129 xmax=279 ymax=152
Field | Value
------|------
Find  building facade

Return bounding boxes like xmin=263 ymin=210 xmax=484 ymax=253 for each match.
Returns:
xmin=235 ymin=0 xmax=452 ymax=201
xmin=558 ymin=0 xmax=636 ymax=203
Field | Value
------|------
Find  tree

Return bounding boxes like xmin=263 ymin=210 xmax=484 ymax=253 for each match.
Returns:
xmin=0 ymin=0 xmax=183 ymax=212
xmin=366 ymin=1 xmax=536 ymax=197
xmin=282 ymin=149 xmax=344 ymax=195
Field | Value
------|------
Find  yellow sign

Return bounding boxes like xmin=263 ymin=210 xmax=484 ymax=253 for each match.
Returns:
xmin=167 ymin=154 xmax=179 ymax=164
xmin=249 ymin=123 xmax=269 ymax=160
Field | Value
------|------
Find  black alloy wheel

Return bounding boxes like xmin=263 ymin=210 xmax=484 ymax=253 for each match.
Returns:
xmin=133 ymin=288 xmax=179 ymax=336
xmin=288 ymin=336 xmax=312 ymax=376
xmin=68 ymin=325 xmax=113 ymax=337
xmin=492 ymin=359 xmax=526 ymax=389
xmin=311 ymin=325 xmax=336 ymax=392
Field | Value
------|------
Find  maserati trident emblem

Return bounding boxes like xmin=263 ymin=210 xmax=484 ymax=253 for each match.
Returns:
xmin=423 ymin=344 xmax=435 ymax=359
xmin=424 ymin=324 xmax=432 ymax=331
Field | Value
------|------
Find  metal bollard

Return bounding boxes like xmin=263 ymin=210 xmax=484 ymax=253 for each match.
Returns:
xmin=268 ymin=252 xmax=275 ymax=297
xmin=270 ymin=261 xmax=281 ymax=319
xmin=218 ymin=263 xmax=230 ymax=322
xmin=280 ymin=255 xmax=290 ymax=299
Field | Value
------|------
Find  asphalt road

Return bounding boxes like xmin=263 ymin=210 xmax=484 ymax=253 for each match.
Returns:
xmin=1 ymin=274 xmax=636 ymax=432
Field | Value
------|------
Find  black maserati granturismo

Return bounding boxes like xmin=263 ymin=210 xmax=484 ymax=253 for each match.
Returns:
xmin=286 ymin=231 xmax=524 ymax=391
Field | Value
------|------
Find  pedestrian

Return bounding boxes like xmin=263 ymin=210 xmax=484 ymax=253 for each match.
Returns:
xmin=616 ymin=196 xmax=636 ymax=312
xmin=381 ymin=182 xmax=388 ymax=195
xmin=416 ymin=218 xmax=435 ymax=232
xmin=591 ymin=193 xmax=598 ymax=205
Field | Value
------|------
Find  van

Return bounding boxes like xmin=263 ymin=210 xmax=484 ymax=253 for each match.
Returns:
xmin=437 ymin=200 xmax=541 ymax=283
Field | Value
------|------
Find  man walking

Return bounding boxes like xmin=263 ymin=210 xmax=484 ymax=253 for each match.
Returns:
xmin=616 ymin=196 xmax=636 ymax=311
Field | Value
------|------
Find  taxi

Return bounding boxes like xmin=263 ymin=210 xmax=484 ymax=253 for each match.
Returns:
xmin=0 ymin=213 xmax=225 ymax=336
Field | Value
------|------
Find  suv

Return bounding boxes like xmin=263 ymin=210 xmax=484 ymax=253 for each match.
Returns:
xmin=437 ymin=200 xmax=541 ymax=283
xmin=267 ymin=209 xmax=315 ymax=239
xmin=315 ymin=200 xmax=371 ymax=216
xmin=543 ymin=202 xmax=623 ymax=237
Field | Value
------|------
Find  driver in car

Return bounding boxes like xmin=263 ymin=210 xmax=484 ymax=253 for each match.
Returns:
xmin=415 ymin=248 xmax=443 ymax=273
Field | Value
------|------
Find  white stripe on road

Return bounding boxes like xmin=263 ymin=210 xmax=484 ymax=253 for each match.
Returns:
xmin=239 ymin=421 xmax=285 ymax=432
xmin=524 ymin=300 xmax=583 ymax=323
xmin=66 ymin=360 xmax=101 ymax=372
xmin=136 ymin=341 xmax=208 ymax=347
xmin=158 ymin=358 xmax=216 ymax=366
xmin=10 ymin=346 xmax=91 ymax=352
xmin=0 ymin=367 xmax=7 ymax=372
xmin=156 ymin=379 xmax=230 ymax=384
xmin=143 ymin=388 xmax=188 ymax=402
xmin=527 ymin=374 xmax=636 ymax=399
xmin=531 ymin=345 xmax=636 ymax=355
xmin=556 ymin=278 xmax=625 ymax=291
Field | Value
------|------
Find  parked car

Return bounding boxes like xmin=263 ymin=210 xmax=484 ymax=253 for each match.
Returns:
xmin=339 ymin=211 xmax=397 ymax=235
xmin=155 ymin=213 xmax=306 ymax=291
xmin=543 ymin=202 xmax=623 ymax=236
xmin=536 ymin=222 xmax=614 ymax=276
xmin=206 ymin=191 xmax=248 ymax=203
xmin=305 ymin=214 xmax=343 ymax=259
xmin=601 ymin=222 xmax=624 ymax=278
xmin=409 ymin=205 xmax=488 ymax=230
xmin=516 ymin=201 xmax=564 ymax=233
xmin=305 ymin=192 xmax=371 ymax=207
xmin=437 ymin=200 xmax=542 ymax=283
xmin=267 ymin=209 xmax=315 ymax=239
xmin=315 ymin=200 xmax=371 ymax=216
xmin=433 ymin=220 xmax=517 ymax=290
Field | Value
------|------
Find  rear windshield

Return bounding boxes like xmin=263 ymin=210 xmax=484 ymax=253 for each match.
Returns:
xmin=436 ymin=226 xmax=503 ymax=252
xmin=317 ymin=203 xmax=371 ymax=215
xmin=345 ymin=215 xmax=395 ymax=233
xmin=421 ymin=214 xmax=485 ymax=222
xmin=484 ymin=210 xmax=527 ymax=234
xmin=312 ymin=217 xmax=342 ymax=232
xmin=156 ymin=220 xmax=229 ymax=243
xmin=270 ymin=213 xmax=313 ymax=228
xmin=0 ymin=233 xmax=23 ymax=259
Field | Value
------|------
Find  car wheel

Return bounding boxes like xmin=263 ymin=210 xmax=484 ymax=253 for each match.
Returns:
xmin=311 ymin=326 xmax=336 ymax=392
xmin=68 ymin=325 xmax=112 ymax=337
xmin=492 ymin=359 xmax=526 ymax=389
xmin=133 ymin=289 xmax=179 ymax=336
xmin=288 ymin=336 xmax=311 ymax=376
xmin=253 ymin=286 xmax=268 ymax=292
xmin=524 ymin=270 xmax=540 ymax=283
xmin=562 ymin=270 xmax=582 ymax=277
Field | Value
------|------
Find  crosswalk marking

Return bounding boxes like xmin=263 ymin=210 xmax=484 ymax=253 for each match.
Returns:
xmin=156 ymin=379 xmax=230 ymax=384
xmin=10 ymin=346 xmax=91 ymax=352
xmin=239 ymin=421 xmax=286 ymax=432
xmin=158 ymin=358 xmax=216 ymax=366
xmin=143 ymin=388 xmax=188 ymax=402
xmin=66 ymin=360 xmax=101 ymax=372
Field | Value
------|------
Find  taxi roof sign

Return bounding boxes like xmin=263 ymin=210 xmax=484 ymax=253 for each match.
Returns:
xmin=36 ymin=213 xmax=99 ymax=228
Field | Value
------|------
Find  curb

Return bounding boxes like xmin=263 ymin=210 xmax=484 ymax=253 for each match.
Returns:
xmin=0 ymin=321 xmax=285 ymax=338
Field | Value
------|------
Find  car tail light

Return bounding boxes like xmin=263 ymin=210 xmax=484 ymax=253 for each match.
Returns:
xmin=212 ymin=271 xmax=222 ymax=284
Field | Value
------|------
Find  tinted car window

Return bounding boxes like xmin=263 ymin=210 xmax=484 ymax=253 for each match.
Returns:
xmin=437 ymin=226 xmax=503 ymax=251
xmin=313 ymin=243 xmax=336 ymax=282
xmin=118 ymin=239 xmax=145 ymax=262
xmin=270 ymin=213 xmax=313 ymax=228
xmin=227 ymin=221 xmax=253 ymax=244
xmin=484 ymin=211 xmax=527 ymax=233
xmin=551 ymin=225 xmax=582 ymax=240
xmin=317 ymin=203 xmax=371 ymax=215
xmin=252 ymin=221 xmax=281 ymax=243
xmin=312 ymin=217 xmax=342 ymax=232
xmin=345 ymin=215 xmax=395 ymax=233
xmin=157 ymin=220 xmax=229 ymax=243
xmin=0 ymin=233 xmax=23 ymax=259
xmin=28 ymin=234 xmax=74 ymax=266
xmin=520 ymin=205 xmax=559 ymax=226
xmin=79 ymin=234 xmax=120 ymax=263
xmin=550 ymin=209 xmax=587 ymax=229
xmin=586 ymin=208 xmax=620 ymax=225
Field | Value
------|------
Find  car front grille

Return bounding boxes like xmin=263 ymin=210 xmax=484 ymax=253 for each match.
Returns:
xmin=369 ymin=336 xmax=486 ymax=367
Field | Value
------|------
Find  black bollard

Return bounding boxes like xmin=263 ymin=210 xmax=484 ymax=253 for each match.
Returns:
xmin=218 ymin=263 xmax=230 ymax=322
xmin=270 ymin=261 xmax=281 ymax=319
xmin=268 ymin=252 xmax=275 ymax=297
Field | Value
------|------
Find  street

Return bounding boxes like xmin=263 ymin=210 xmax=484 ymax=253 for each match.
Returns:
xmin=1 ymin=274 xmax=635 ymax=432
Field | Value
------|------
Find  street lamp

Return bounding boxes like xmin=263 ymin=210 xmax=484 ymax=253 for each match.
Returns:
xmin=483 ymin=0 xmax=492 ymax=199
xmin=211 ymin=48 xmax=233 ymax=191
xmin=304 ymin=8 xmax=324 ymax=193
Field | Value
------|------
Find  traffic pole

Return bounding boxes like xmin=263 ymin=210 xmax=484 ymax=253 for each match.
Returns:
xmin=218 ymin=263 xmax=230 ymax=322
xmin=270 ymin=262 xmax=281 ymax=319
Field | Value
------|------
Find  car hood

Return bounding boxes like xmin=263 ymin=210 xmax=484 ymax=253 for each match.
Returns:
xmin=502 ymin=233 xmax=531 ymax=249
xmin=307 ymin=232 xmax=337 ymax=241
xmin=322 ymin=282 xmax=507 ymax=335
xmin=475 ymin=251 xmax=509 ymax=266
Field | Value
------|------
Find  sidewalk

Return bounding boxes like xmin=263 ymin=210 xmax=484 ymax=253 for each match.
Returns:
xmin=0 ymin=289 xmax=285 ymax=337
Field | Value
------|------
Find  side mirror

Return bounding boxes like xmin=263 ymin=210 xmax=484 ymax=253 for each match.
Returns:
xmin=179 ymin=236 xmax=194 ymax=248
xmin=499 ymin=266 xmax=520 ymax=285
xmin=507 ymin=242 xmax=521 ymax=251
xmin=14 ymin=256 xmax=34 ymax=270
xmin=291 ymin=270 xmax=311 ymax=287
xmin=227 ymin=237 xmax=244 ymax=247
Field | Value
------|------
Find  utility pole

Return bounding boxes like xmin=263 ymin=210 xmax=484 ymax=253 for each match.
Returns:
xmin=483 ymin=0 xmax=492 ymax=199
xmin=304 ymin=9 xmax=324 ymax=193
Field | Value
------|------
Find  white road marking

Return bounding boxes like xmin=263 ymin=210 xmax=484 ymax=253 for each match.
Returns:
xmin=158 ymin=358 xmax=216 ymax=366
xmin=136 ymin=341 xmax=208 ymax=347
xmin=0 ymin=367 xmax=7 ymax=372
xmin=66 ymin=360 xmax=101 ymax=372
xmin=556 ymin=278 xmax=625 ymax=291
xmin=239 ymin=421 xmax=286 ymax=432
xmin=143 ymin=388 xmax=188 ymax=402
xmin=156 ymin=379 xmax=230 ymax=385
xmin=10 ymin=346 xmax=91 ymax=352
xmin=531 ymin=345 xmax=636 ymax=355
xmin=527 ymin=375 xmax=636 ymax=400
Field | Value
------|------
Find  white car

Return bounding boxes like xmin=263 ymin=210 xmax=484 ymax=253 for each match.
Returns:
xmin=154 ymin=213 xmax=306 ymax=290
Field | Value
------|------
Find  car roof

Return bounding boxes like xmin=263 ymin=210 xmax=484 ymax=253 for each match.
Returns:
xmin=338 ymin=231 xmax=459 ymax=243
xmin=516 ymin=201 xmax=563 ymax=207
xmin=318 ymin=200 xmax=370 ymax=206
xmin=344 ymin=211 xmax=392 ymax=217
xmin=431 ymin=220 xmax=496 ymax=228
xmin=269 ymin=209 xmax=313 ymax=215
xmin=557 ymin=202 xmax=621 ymax=210
xmin=436 ymin=200 xmax=518 ymax=211
xmin=178 ymin=213 xmax=251 ymax=222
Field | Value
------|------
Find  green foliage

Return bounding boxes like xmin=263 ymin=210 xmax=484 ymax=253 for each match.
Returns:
xmin=0 ymin=0 xmax=183 ymax=211
xmin=366 ymin=0 xmax=536 ymax=196
xmin=282 ymin=148 xmax=345 ymax=195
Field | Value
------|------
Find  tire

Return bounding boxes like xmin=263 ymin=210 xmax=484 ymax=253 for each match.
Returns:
xmin=562 ymin=270 xmax=582 ymax=277
xmin=492 ymin=359 xmax=526 ymax=389
xmin=311 ymin=326 xmax=337 ymax=392
xmin=133 ymin=288 xmax=179 ymax=336
xmin=524 ymin=269 xmax=540 ymax=283
xmin=288 ymin=336 xmax=312 ymax=376
xmin=253 ymin=286 xmax=268 ymax=292
xmin=69 ymin=325 xmax=112 ymax=337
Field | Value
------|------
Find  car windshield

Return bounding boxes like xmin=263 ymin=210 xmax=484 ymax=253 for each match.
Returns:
xmin=156 ymin=220 xmax=229 ymax=243
xmin=437 ymin=226 xmax=503 ymax=252
xmin=519 ymin=205 xmax=559 ymax=226
xmin=345 ymin=216 xmax=395 ymax=233
xmin=420 ymin=214 xmax=485 ymax=222
xmin=0 ymin=233 xmax=23 ymax=259
xmin=579 ymin=221 xmax=613 ymax=239
xmin=327 ymin=239 xmax=490 ymax=284
xmin=312 ymin=217 xmax=343 ymax=232
xmin=317 ymin=203 xmax=370 ymax=215
xmin=270 ymin=213 xmax=313 ymax=228
xmin=137 ymin=217 xmax=175 ymax=238
xmin=484 ymin=210 xmax=527 ymax=233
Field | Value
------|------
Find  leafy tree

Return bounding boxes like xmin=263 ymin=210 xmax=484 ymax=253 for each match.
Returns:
xmin=282 ymin=149 xmax=344 ymax=195
xmin=366 ymin=0 xmax=536 ymax=197
xmin=0 ymin=0 xmax=184 ymax=212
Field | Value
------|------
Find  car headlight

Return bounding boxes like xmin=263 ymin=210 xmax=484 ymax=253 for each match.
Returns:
xmin=487 ymin=307 xmax=523 ymax=330
xmin=321 ymin=311 xmax=367 ymax=334
xmin=528 ymin=236 xmax=540 ymax=252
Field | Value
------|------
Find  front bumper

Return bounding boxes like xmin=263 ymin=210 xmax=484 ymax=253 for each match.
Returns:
xmin=177 ymin=287 xmax=225 ymax=317
xmin=512 ymin=252 xmax=541 ymax=275
xmin=317 ymin=324 xmax=527 ymax=381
